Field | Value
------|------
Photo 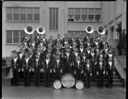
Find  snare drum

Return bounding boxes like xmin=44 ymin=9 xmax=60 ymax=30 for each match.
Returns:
xmin=75 ymin=80 xmax=84 ymax=90
xmin=61 ymin=73 xmax=75 ymax=88
xmin=53 ymin=80 xmax=62 ymax=89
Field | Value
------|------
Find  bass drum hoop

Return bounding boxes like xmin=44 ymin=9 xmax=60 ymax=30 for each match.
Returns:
xmin=53 ymin=80 xmax=62 ymax=89
xmin=75 ymin=80 xmax=84 ymax=90
xmin=61 ymin=73 xmax=75 ymax=88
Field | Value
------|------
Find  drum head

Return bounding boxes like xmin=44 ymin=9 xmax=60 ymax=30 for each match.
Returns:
xmin=61 ymin=73 xmax=75 ymax=88
xmin=75 ymin=80 xmax=84 ymax=90
xmin=53 ymin=80 xmax=62 ymax=89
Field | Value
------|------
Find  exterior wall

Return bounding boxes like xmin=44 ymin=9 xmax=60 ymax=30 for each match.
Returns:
xmin=2 ymin=1 xmax=102 ymax=57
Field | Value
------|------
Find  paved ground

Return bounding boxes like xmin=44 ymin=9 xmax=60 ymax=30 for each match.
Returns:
xmin=2 ymin=86 xmax=126 ymax=99
xmin=116 ymin=55 xmax=126 ymax=69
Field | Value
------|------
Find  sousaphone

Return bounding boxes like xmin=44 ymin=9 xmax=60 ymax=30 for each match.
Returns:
xmin=36 ymin=26 xmax=45 ymax=34
xmin=85 ymin=25 xmax=94 ymax=34
xmin=24 ymin=26 xmax=35 ymax=35
xmin=97 ymin=25 xmax=106 ymax=35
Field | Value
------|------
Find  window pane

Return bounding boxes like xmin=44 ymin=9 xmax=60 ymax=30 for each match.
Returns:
xmin=13 ymin=8 xmax=19 ymax=20
xmin=13 ymin=31 xmax=19 ymax=43
xmin=6 ymin=30 xmax=12 ymax=43
xmin=20 ymin=30 xmax=25 ymax=43
xmin=34 ymin=8 xmax=40 ymax=14
xmin=7 ymin=14 xmax=12 ymax=20
xmin=20 ymin=8 xmax=26 ymax=20
xmin=75 ymin=8 xmax=80 ymax=21
xmin=6 ymin=8 xmax=12 ymax=20
xmin=95 ymin=15 xmax=101 ymax=21
xmin=49 ymin=8 xmax=58 ymax=30
xmin=68 ymin=8 xmax=74 ymax=19
xmin=27 ymin=8 xmax=33 ymax=21
xmin=34 ymin=14 xmax=39 ymax=21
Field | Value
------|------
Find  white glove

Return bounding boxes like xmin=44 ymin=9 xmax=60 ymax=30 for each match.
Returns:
xmin=22 ymin=68 xmax=24 ymax=72
xmin=103 ymin=71 xmax=105 ymax=74
xmin=32 ymin=68 xmax=34 ymax=72
xmin=90 ymin=73 xmax=92 ymax=76
xmin=60 ymin=69 xmax=62 ymax=73
xmin=97 ymin=71 xmax=98 ymax=75
xmin=29 ymin=68 xmax=31 ymax=72
xmin=18 ymin=69 xmax=20 ymax=72
xmin=113 ymin=71 xmax=115 ymax=75
xmin=54 ymin=69 xmax=56 ymax=73
xmin=50 ymin=69 xmax=52 ymax=73
xmin=40 ymin=68 xmax=44 ymax=73
xmin=74 ymin=71 xmax=76 ymax=74
xmin=81 ymin=70 xmax=83 ymax=74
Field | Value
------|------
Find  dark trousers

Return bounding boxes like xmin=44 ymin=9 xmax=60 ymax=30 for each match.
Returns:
xmin=86 ymin=73 xmax=91 ymax=88
xmin=11 ymin=69 xmax=18 ymax=86
xmin=35 ymin=70 xmax=40 ymax=86
xmin=107 ymin=72 xmax=113 ymax=88
xmin=24 ymin=69 xmax=30 ymax=86
xmin=44 ymin=70 xmax=50 ymax=86
xmin=98 ymin=73 xmax=104 ymax=88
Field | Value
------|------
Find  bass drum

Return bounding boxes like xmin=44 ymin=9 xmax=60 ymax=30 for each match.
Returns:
xmin=53 ymin=80 xmax=62 ymax=89
xmin=61 ymin=73 xmax=75 ymax=88
xmin=75 ymin=80 xmax=84 ymax=90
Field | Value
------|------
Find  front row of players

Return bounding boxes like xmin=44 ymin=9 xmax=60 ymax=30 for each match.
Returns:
xmin=11 ymin=49 xmax=115 ymax=88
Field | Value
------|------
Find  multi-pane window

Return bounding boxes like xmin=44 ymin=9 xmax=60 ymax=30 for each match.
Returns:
xmin=68 ymin=31 xmax=88 ymax=38
xmin=68 ymin=8 xmax=101 ymax=22
xmin=95 ymin=8 xmax=101 ymax=22
xmin=6 ymin=30 xmax=26 ymax=44
xmin=49 ymin=8 xmax=58 ymax=31
xmin=6 ymin=7 xmax=40 ymax=22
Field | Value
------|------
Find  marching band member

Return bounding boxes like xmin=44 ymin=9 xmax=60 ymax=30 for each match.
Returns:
xmin=11 ymin=51 xmax=20 ymax=86
xmin=34 ymin=54 xmax=42 ymax=86
xmin=86 ymin=47 xmax=91 ymax=59
xmin=74 ymin=56 xmax=83 ymax=80
xmin=85 ymin=59 xmax=92 ymax=88
xmin=22 ymin=51 xmax=32 ymax=86
xmin=79 ymin=44 xmax=85 ymax=58
xmin=106 ymin=57 xmax=115 ymax=88
xmin=96 ymin=57 xmax=105 ymax=88
xmin=43 ymin=53 xmax=52 ymax=87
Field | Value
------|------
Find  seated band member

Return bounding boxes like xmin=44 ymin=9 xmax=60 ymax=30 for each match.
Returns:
xmin=85 ymin=59 xmax=92 ymax=88
xmin=43 ymin=53 xmax=52 ymax=87
xmin=96 ymin=58 xmax=105 ymax=88
xmin=22 ymin=52 xmax=32 ymax=86
xmin=106 ymin=57 xmax=115 ymax=88
xmin=11 ymin=51 xmax=20 ymax=86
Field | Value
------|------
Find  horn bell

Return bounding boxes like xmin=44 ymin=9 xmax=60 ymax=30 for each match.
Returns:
xmin=36 ymin=26 xmax=45 ymax=34
xmin=97 ymin=26 xmax=106 ymax=35
xmin=24 ymin=26 xmax=34 ymax=35
xmin=85 ymin=25 xmax=94 ymax=34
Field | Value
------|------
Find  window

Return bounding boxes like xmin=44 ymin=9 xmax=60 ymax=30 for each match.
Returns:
xmin=88 ymin=8 xmax=94 ymax=21
xmin=6 ymin=7 xmax=40 ymax=22
xmin=27 ymin=8 xmax=33 ymax=21
xmin=6 ymin=30 xmax=25 ymax=44
xmin=74 ymin=8 xmax=81 ymax=22
xmin=82 ymin=8 xmax=87 ymax=21
xmin=68 ymin=8 xmax=74 ymax=22
xmin=6 ymin=30 xmax=13 ymax=43
xmin=49 ymin=8 xmax=58 ymax=31
xmin=6 ymin=7 xmax=13 ymax=20
xmin=68 ymin=8 xmax=101 ymax=22
xmin=13 ymin=7 xmax=19 ymax=20
xmin=95 ymin=8 xmax=101 ymax=22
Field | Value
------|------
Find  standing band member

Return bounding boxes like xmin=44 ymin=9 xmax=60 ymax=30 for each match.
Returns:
xmin=22 ymin=52 xmax=32 ymax=86
xmin=11 ymin=51 xmax=20 ymax=86
xmin=85 ymin=59 xmax=92 ymax=88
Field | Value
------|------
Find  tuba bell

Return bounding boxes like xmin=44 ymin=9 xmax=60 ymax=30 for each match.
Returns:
xmin=97 ymin=26 xmax=106 ymax=35
xmin=24 ymin=26 xmax=35 ymax=35
xmin=85 ymin=25 xmax=94 ymax=34
xmin=36 ymin=26 xmax=45 ymax=34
